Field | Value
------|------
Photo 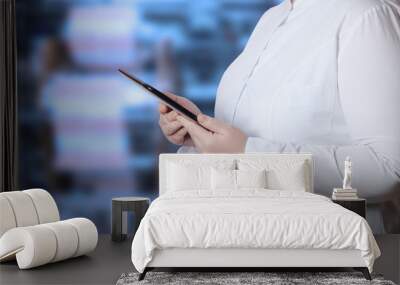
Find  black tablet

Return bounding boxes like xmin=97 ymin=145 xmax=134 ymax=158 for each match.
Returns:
xmin=118 ymin=69 xmax=198 ymax=121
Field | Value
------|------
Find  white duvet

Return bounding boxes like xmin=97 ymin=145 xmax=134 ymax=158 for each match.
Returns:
xmin=131 ymin=190 xmax=380 ymax=273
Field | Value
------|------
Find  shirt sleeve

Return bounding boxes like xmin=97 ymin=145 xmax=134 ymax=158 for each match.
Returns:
xmin=245 ymin=4 xmax=400 ymax=203
xmin=177 ymin=146 xmax=198 ymax=153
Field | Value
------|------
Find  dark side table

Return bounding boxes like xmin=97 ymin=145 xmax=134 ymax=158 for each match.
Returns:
xmin=332 ymin=198 xmax=366 ymax=218
xmin=112 ymin=197 xmax=150 ymax=242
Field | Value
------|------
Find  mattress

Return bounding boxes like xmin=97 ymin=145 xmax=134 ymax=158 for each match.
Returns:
xmin=131 ymin=190 xmax=380 ymax=273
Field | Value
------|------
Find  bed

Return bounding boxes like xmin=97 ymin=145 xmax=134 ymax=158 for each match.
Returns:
xmin=131 ymin=153 xmax=380 ymax=281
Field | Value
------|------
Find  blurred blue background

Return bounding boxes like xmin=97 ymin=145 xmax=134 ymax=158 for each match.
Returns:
xmin=16 ymin=0 xmax=282 ymax=233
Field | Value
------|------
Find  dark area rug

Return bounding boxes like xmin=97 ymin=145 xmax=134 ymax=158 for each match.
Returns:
xmin=116 ymin=271 xmax=396 ymax=285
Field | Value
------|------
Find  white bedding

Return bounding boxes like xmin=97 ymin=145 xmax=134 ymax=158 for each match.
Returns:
xmin=131 ymin=190 xmax=380 ymax=273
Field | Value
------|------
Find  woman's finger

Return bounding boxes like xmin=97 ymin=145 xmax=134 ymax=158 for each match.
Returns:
xmin=164 ymin=92 xmax=178 ymax=101
xmin=197 ymin=114 xmax=228 ymax=134
xmin=163 ymin=120 xmax=184 ymax=136
xmin=165 ymin=92 xmax=201 ymax=115
xmin=159 ymin=103 xmax=170 ymax=114
xmin=165 ymin=110 xmax=178 ymax=122
xmin=159 ymin=113 xmax=169 ymax=128
xmin=170 ymin=127 xmax=188 ymax=144
xmin=176 ymin=116 xmax=211 ymax=142
xmin=159 ymin=111 xmax=177 ymax=126
xmin=175 ymin=96 xmax=201 ymax=115
xmin=159 ymin=115 xmax=183 ymax=134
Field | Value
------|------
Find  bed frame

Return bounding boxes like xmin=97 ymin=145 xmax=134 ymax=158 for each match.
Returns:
xmin=139 ymin=154 xmax=371 ymax=281
xmin=141 ymin=248 xmax=370 ymax=280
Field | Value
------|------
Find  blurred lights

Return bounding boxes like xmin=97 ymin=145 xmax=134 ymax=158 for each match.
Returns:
xmin=64 ymin=5 xmax=138 ymax=68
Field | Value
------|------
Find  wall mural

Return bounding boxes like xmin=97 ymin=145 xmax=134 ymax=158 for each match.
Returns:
xmin=16 ymin=0 xmax=399 ymax=233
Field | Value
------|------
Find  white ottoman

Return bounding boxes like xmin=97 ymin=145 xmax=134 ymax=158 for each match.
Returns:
xmin=0 ymin=189 xmax=98 ymax=269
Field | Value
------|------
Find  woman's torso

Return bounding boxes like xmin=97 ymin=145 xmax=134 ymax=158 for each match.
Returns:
xmin=215 ymin=0 xmax=377 ymax=145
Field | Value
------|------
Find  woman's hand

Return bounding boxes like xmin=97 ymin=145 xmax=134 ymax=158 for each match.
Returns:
xmin=158 ymin=93 xmax=201 ymax=146
xmin=177 ymin=114 xmax=247 ymax=153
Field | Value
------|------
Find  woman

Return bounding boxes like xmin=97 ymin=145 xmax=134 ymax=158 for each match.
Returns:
xmin=158 ymin=0 xmax=400 ymax=233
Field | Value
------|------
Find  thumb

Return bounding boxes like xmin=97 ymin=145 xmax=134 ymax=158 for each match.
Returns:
xmin=197 ymin=114 xmax=227 ymax=134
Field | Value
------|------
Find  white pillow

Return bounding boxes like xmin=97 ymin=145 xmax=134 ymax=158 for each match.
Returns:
xmin=211 ymin=168 xmax=268 ymax=190
xmin=236 ymin=169 xmax=267 ymax=189
xmin=211 ymin=168 xmax=236 ymax=190
xmin=238 ymin=159 xmax=308 ymax=191
xmin=167 ymin=162 xmax=209 ymax=191
xmin=166 ymin=160 xmax=235 ymax=192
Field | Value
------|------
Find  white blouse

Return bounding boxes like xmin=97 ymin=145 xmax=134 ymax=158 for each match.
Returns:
xmin=181 ymin=0 xmax=400 ymax=205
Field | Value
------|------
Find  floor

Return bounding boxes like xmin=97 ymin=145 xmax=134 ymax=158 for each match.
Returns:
xmin=0 ymin=234 xmax=399 ymax=285
xmin=374 ymin=234 xmax=400 ymax=284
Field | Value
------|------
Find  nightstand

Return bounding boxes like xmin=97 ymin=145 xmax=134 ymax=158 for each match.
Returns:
xmin=111 ymin=197 xmax=150 ymax=242
xmin=332 ymin=198 xmax=366 ymax=218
